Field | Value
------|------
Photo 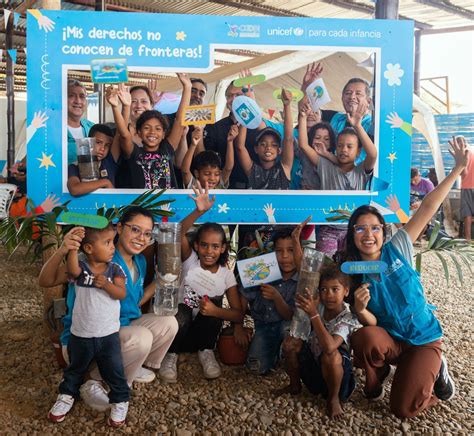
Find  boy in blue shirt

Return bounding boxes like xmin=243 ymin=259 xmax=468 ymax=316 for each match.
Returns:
xmin=235 ymin=227 xmax=298 ymax=375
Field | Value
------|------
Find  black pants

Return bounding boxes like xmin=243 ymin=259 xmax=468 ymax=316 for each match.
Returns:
xmin=60 ymin=332 xmax=129 ymax=404
xmin=169 ymin=302 xmax=223 ymax=353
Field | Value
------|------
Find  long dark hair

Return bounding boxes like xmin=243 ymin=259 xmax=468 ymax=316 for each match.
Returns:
xmin=119 ymin=206 xmax=154 ymax=225
xmin=341 ymin=205 xmax=387 ymax=263
xmin=194 ymin=222 xmax=229 ymax=266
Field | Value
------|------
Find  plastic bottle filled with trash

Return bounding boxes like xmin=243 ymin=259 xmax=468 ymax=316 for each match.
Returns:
xmin=76 ymin=137 xmax=99 ymax=181
xmin=289 ymin=248 xmax=325 ymax=340
xmin=153 ymin=223 xmax=182 ymax=316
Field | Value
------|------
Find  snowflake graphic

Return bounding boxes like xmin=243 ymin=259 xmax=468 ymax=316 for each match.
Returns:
xmin=218 ymin=203 xmax=230 ymax=214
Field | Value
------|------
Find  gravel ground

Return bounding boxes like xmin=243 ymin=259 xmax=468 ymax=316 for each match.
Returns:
xmin=0 ymin=245 xmax=472 ymax=435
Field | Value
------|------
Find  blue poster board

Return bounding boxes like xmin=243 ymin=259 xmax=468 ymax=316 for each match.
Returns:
xmin=27 ymin=10 xmax=413 ymax=223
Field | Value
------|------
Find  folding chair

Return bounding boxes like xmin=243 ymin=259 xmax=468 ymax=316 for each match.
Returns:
xmin=0 ymin=183 xmax=18 ymax=220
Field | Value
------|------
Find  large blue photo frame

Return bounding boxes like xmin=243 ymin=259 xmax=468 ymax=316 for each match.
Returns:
xmin=27 ymin=10 xmax=413 ymax=224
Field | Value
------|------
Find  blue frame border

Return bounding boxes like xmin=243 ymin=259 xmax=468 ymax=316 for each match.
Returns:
xmin=27 ymin=10 xmax=413 ymax=223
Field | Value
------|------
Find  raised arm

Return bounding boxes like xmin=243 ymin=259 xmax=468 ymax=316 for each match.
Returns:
xmin=291 ymin=215 xmax=311 ymax=271
xmin=298 ymin=106 xmax=320 ymax=167
xmin=223 ymin=124 xmax=238 ymax=185
xmin=181 ymin=126 xmax=202 ymax=188
xmin=167 ymin=73 xmax=192 ymax=150
xmin=301 ymin=62 xmax=323 ymax=92
xmin=107 ymin=85 xmax=133 ymax=158
xmin=66 ymin=245 xmax=82 ymax=279
xmin=235 ymin=125 xmax=253 ymax=177
xmin=38 ymin=227 xmax=85 ymax=287
xmin=180 ymin=182 xmax=216 ymax=261
xmin=347 ymin=101 xmax=377 ymax=172
xmin=280 ymin=88 xmax=294 ymax=179
xmin=404 ymin=137 xmax=468 ymax=242
xmin=174 ymin=126 xmax=189 ymax=169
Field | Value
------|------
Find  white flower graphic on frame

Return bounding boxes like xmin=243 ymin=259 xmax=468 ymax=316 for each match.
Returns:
xmin=384 ymin=63 xmax=404 ymax=86
xmin=218 ymin=203 xmax=230 ymax=214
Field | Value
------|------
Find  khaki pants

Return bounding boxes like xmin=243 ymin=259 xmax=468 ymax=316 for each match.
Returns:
xmin=64 ymin=314 xmax=178 ymax=386
xmin=351 ymin=326 xmax=442 ymax=418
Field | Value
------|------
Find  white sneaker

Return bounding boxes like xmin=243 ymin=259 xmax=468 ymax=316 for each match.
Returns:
xmin=48 ymin=394 xmax=75 ymax=423
xmin=134 ymin=366 xmax=156 ymax=383
xmin=159 ymin=353 xmax=178 ymax=383
xmin=108 ymin=401 xmax=129 ymax=427
xmin=79 ymin=380 xmax=110 ymax=412
xmin=198 ymin=349 xmax=221 ymax=379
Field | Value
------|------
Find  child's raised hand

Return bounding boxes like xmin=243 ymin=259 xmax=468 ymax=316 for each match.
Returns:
xmin=61 ymin=227 xmax=85 ymax=254
xmin=199 ymin=295 xmax=217 ymax=317
xmin=181 ymin=125 xmax=189 ymax=140
xmin=448 ymin=136 xmax=469 ymax=170
xmin=280 ymin=88 xmax=293 ymax=106
xmin=176 ymin=72 xmax=192 ymax=90
xmin=117 ymin=83 xmax=131 ymax=107
xmin=292 ymin=215 xmax=312 ymax=241
xmin=191 ymin=125 xmax=203 ymax=146
xmin=93 ymin=274 xmax=108 ymax=289
xmin=354 ymin=283 xmax=371 ymax=313
xmin=296 ymin=288 xmax=319 ymax=318
xmin=227 ymin=124 xmax=239 ymax=142
xmin=105 ymin=85 xmax=119 ymax=107
xmin=346 ymin=100 xmax=368 ymax=127
xmin=260 ymin=283 xmax=281 ymax=301
xmin=147 ymin=78 xmax=164 ymax=105
xmin=189 ymin=180 xmax=216 ymax=213
xmin=302 ymin=62 xmax=323 ymax=91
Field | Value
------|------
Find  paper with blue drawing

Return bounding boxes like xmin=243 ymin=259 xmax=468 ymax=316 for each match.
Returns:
xmin=237 ymin=252 xmax=282 ymax=288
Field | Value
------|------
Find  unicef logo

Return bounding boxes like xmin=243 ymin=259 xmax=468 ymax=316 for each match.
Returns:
xmin=293 ymin=27 xmax=304 ymax=36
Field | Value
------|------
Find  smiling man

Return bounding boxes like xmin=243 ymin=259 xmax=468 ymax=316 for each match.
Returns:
xmin=67 ymin=79 xmax=95 ymax=165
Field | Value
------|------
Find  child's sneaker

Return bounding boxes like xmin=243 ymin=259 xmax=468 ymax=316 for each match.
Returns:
xmin=79 ymin=380 xmax=110 ymax=411
xmin=159 ymin=353 xmax=178 ymax=383
xmin=434 ymin=355 xmax=456 ymax=401
xmin=198 ymin=349 xmax=221 ymax=379
xmin=48 ymin=394 xmax=75 ymax=423
xmin=108 ymin=401 xmax=129 ymax=428
xmin=134 ymin=366 xmax=156 ymax=383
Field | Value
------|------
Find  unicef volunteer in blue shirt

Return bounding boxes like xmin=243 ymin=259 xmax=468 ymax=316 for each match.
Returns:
xmin=339 ymin=136 xmax=468 ymax=418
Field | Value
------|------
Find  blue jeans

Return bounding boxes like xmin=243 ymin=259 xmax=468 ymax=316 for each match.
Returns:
xmin=60 ymin=333 xmax=129 ymax=404
xmin=246 ymin=321 xmax=289 ymax=375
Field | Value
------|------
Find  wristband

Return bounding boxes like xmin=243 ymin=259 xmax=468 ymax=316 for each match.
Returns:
xmin=310 ymin=314 xmax=320 ymax=320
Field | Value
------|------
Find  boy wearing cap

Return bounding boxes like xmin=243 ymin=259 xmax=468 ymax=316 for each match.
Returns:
xmin=236 ymin=89 xmax=294 ymax=190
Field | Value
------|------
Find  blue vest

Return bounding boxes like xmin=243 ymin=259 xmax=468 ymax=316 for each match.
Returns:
xmin=60 ymin=251 xmax=147 ymax=345
xmin=113 ymin=250 xmax=147 ymax=327
xmin=363 ymin=241 xmax=442 ymax=345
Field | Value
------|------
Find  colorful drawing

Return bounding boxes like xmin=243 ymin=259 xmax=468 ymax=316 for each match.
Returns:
xmin=232 ymin=96 xmax=262 ymax=129
xmin=305 ymin=78 xmax=331 ymax=110
xmin=182 ymin=104 xmax=216 ymax=126
xmin=237 ymin=252 xmax=282 ymax=288
xmin=91 ymin=58 xmax=128 ymax=84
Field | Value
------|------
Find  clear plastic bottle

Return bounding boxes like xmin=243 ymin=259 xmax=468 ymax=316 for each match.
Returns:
xmin=153 ymin=223 xmax=182 ymax=316
xmin=289 ymin=248 xmax=325 ymax=340
xmin=75 ymin=138 xmax=99 ymax=181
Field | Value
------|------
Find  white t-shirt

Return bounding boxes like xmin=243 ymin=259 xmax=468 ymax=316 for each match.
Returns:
xmin=71 ymin=260 xmax=125 ymax=338
xmin=181 ymin=250 xmax=237 ymax=308
xmin=68 ymin=125 xmax=85 ymax=140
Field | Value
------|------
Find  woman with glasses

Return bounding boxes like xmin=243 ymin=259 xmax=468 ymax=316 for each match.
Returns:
xmin=40 ymin=206 xmax=178 ymax=411
xmin=340 ymin=137 xmax=468 ymax=418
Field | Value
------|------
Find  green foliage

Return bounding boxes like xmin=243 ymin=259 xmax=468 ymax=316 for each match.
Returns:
xmin=414 ymin=221 xmax=474 ymax=284
xmin=0 ymin=190 xmax=173 ymax=262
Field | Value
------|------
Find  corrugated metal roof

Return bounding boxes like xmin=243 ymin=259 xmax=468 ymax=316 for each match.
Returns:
xmin=0 ymin=0 xmax=472 ymax=92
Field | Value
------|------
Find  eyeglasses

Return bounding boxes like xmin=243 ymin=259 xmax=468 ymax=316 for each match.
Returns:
xmin=353 ymin=224 xmax=384 ymax=235
xmin=123 ymin=223 xmax=154 ymax=243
